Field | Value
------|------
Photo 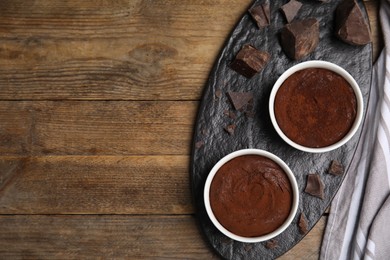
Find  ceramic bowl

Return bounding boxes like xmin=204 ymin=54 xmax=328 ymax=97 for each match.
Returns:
xmin=269 ymin=60 xmax=364 ymax=153
xmin=203 ymin=149 xmax=299 ymax=243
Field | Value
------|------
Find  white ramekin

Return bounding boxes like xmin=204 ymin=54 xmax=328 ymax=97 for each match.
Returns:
xmin=269 ymin=60 xmax=364 ymax=153
xmin=203 ymin=149 xmax=299 ymax=243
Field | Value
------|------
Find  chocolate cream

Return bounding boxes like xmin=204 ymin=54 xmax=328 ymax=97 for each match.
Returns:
xmin=209 ymin=155 xmax=293 ymax=237
xmin=274 ymin=68 xmax=357 ymax=148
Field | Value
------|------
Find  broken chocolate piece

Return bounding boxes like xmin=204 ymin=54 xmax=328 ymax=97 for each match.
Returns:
xmin=265 ymin=239 xmax=278 ymax=249
xmin=224 ymin=124 xmax=236 ymax=135
xmin=280 ymin=0 xmax=302 ymax=23
xmin=328 ymin=160 xmax=344 ymax=176
xmin=299 ymin=213 xmax=309 ymax=234
xmin=280 ymin=18 xmax=319 ymax=60
xmin=334 ymin=0 xmax=371 ymax=46
xmin=249 ymin=2 xmax=270 ymax=29
xmin=227 ymin=92 xmax=254 ymax=111
xmin=230 ymin=45 xmax=270 ymax=78
xmin=304 ymin=173 xmax=325 ymax=199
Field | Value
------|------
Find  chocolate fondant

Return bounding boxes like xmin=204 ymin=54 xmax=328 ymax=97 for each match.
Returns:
xmin=274 ymin=68 xmax=357 ymax=148
xmin=209 ymin=155 xmax=293 ymax=237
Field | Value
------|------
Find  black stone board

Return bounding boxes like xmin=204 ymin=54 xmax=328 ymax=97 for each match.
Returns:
xmin=190 ymin=0 xmax=372 ymax=259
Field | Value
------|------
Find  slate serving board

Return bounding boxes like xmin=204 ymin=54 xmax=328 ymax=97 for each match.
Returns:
xmin=190 ymin=0 xmax=372 ymax=259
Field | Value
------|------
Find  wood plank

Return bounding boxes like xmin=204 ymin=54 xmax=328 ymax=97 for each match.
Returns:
xmin=0 ymin=215 xmax=218 ymax=259
xmin=0 ymin=214 xmax=326 ymax=259
xmin=0 ymin=0 xmax=252 ymax=101
xmin=0 ymin=156 xmax=193 ymax=214
xmin=0 ymin=101 xmax=197 ymax=155
xmin=364 ymin=0 xmax=383 ymax=62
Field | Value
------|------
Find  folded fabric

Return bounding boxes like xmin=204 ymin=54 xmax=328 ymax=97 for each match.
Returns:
xmin=321 ymin=0 xmax=390 ymax=259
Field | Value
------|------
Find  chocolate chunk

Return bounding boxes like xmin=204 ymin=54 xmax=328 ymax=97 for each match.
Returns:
xmin=328 ymin=160 xmax=344 ymax=176
xmin=334 ymin=0 xmax=371 ymax=46
xmin=265 ymin=239 xmax=278 ymax=249
xmin=227 ymin=92 xmax=253 ymax=111
xmin=224 ymin=124 xmax=236 ymax=135
xmin=304 ymin=173 xmax=325 ymax=199
xmin=248 ymin=2 xmax=270 ymax=29
xmin=299 ymin=213 xmax=309 ymax=234
xmin=280 ymin=18 xmax=319 ymax=60
xmin=230 ymin=45 xmax=270 ymax=78
xmin=280 ymin=0 xmax=302 ymax=23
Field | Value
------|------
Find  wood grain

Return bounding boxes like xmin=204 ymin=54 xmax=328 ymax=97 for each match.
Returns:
xmin=0 ymin=214 xmax=326 ymax=259
xmin=0 ymin=0 xmax=380 ymax=259
xmin=0 ymin=0 xmax=252 ymax=101
xmin=0 ymin=156 xmax=193 ymax=214
xmin=0 ymin=101 xmax=197 ymax=155
xmin=0 ymin=215 xmax=217 ymax=259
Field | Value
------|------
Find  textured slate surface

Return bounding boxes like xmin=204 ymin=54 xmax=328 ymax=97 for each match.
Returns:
xmin=190 ymin=0 xmax=372 ymax=259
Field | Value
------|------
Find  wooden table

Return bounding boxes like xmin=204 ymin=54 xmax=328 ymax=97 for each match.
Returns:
xmin=0 ymin=0 xmax=382 ymax=259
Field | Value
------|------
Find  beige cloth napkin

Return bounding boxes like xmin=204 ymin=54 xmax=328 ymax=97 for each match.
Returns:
xmin=321 ymin=0 xmax=390 ymax=259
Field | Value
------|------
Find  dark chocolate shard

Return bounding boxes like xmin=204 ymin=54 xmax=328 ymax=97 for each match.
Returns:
xmin=299 ymin=213 xmax=309 ymax=234
xmin=280 ymin=18 xmax=319 ymax=60
xmin=227 ymin=92 xmax=253 ymax=111
xmin=224 ymin=124 xmax=236 ymax=135
xmin=230 ymin=45 xmax=270 ymax=78
xmin=248 ymin=2 xmax=270 ymax=29
xmin=280 ymin=0 xmax=302 ymax=23
xmin=304 ymin=173 xmax=325 ymax=199
xmin=265 ymin=239 xmax=278 ymax=249
xmin=244 ymin=244 xmax=253 ymax=251
xmin=335 ymin=0 xmax=371 ymax=46
xmin=328 ymin=160 xmax=344 ymax=176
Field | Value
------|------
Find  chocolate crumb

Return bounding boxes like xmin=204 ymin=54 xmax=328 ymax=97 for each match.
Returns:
xmin=280 ymin=0 xmax=302 ymax=23
xmin=215 ymin=89 xmax=222 ymax=98
xmin=304 ymin=173 xmax=325 ymax=199
xmin=299 ymin=213 xmax=309 ymax=234
xmin=265 ymin=239 xmax=278 ymax=249
xmin=195 ymin=140 xmax=204 ymax=149
xmin=230 ymin=45 xmax=270 ymax=78
xmin=224 ymin=124 xmax=236 ymax=135
xmin=224 ymin=109 xmax=237 ymax=120
xmin=248 ymin=2 xmax=270 ymax=29
xmin=328 ymin=160 xmax=344 ymax=176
